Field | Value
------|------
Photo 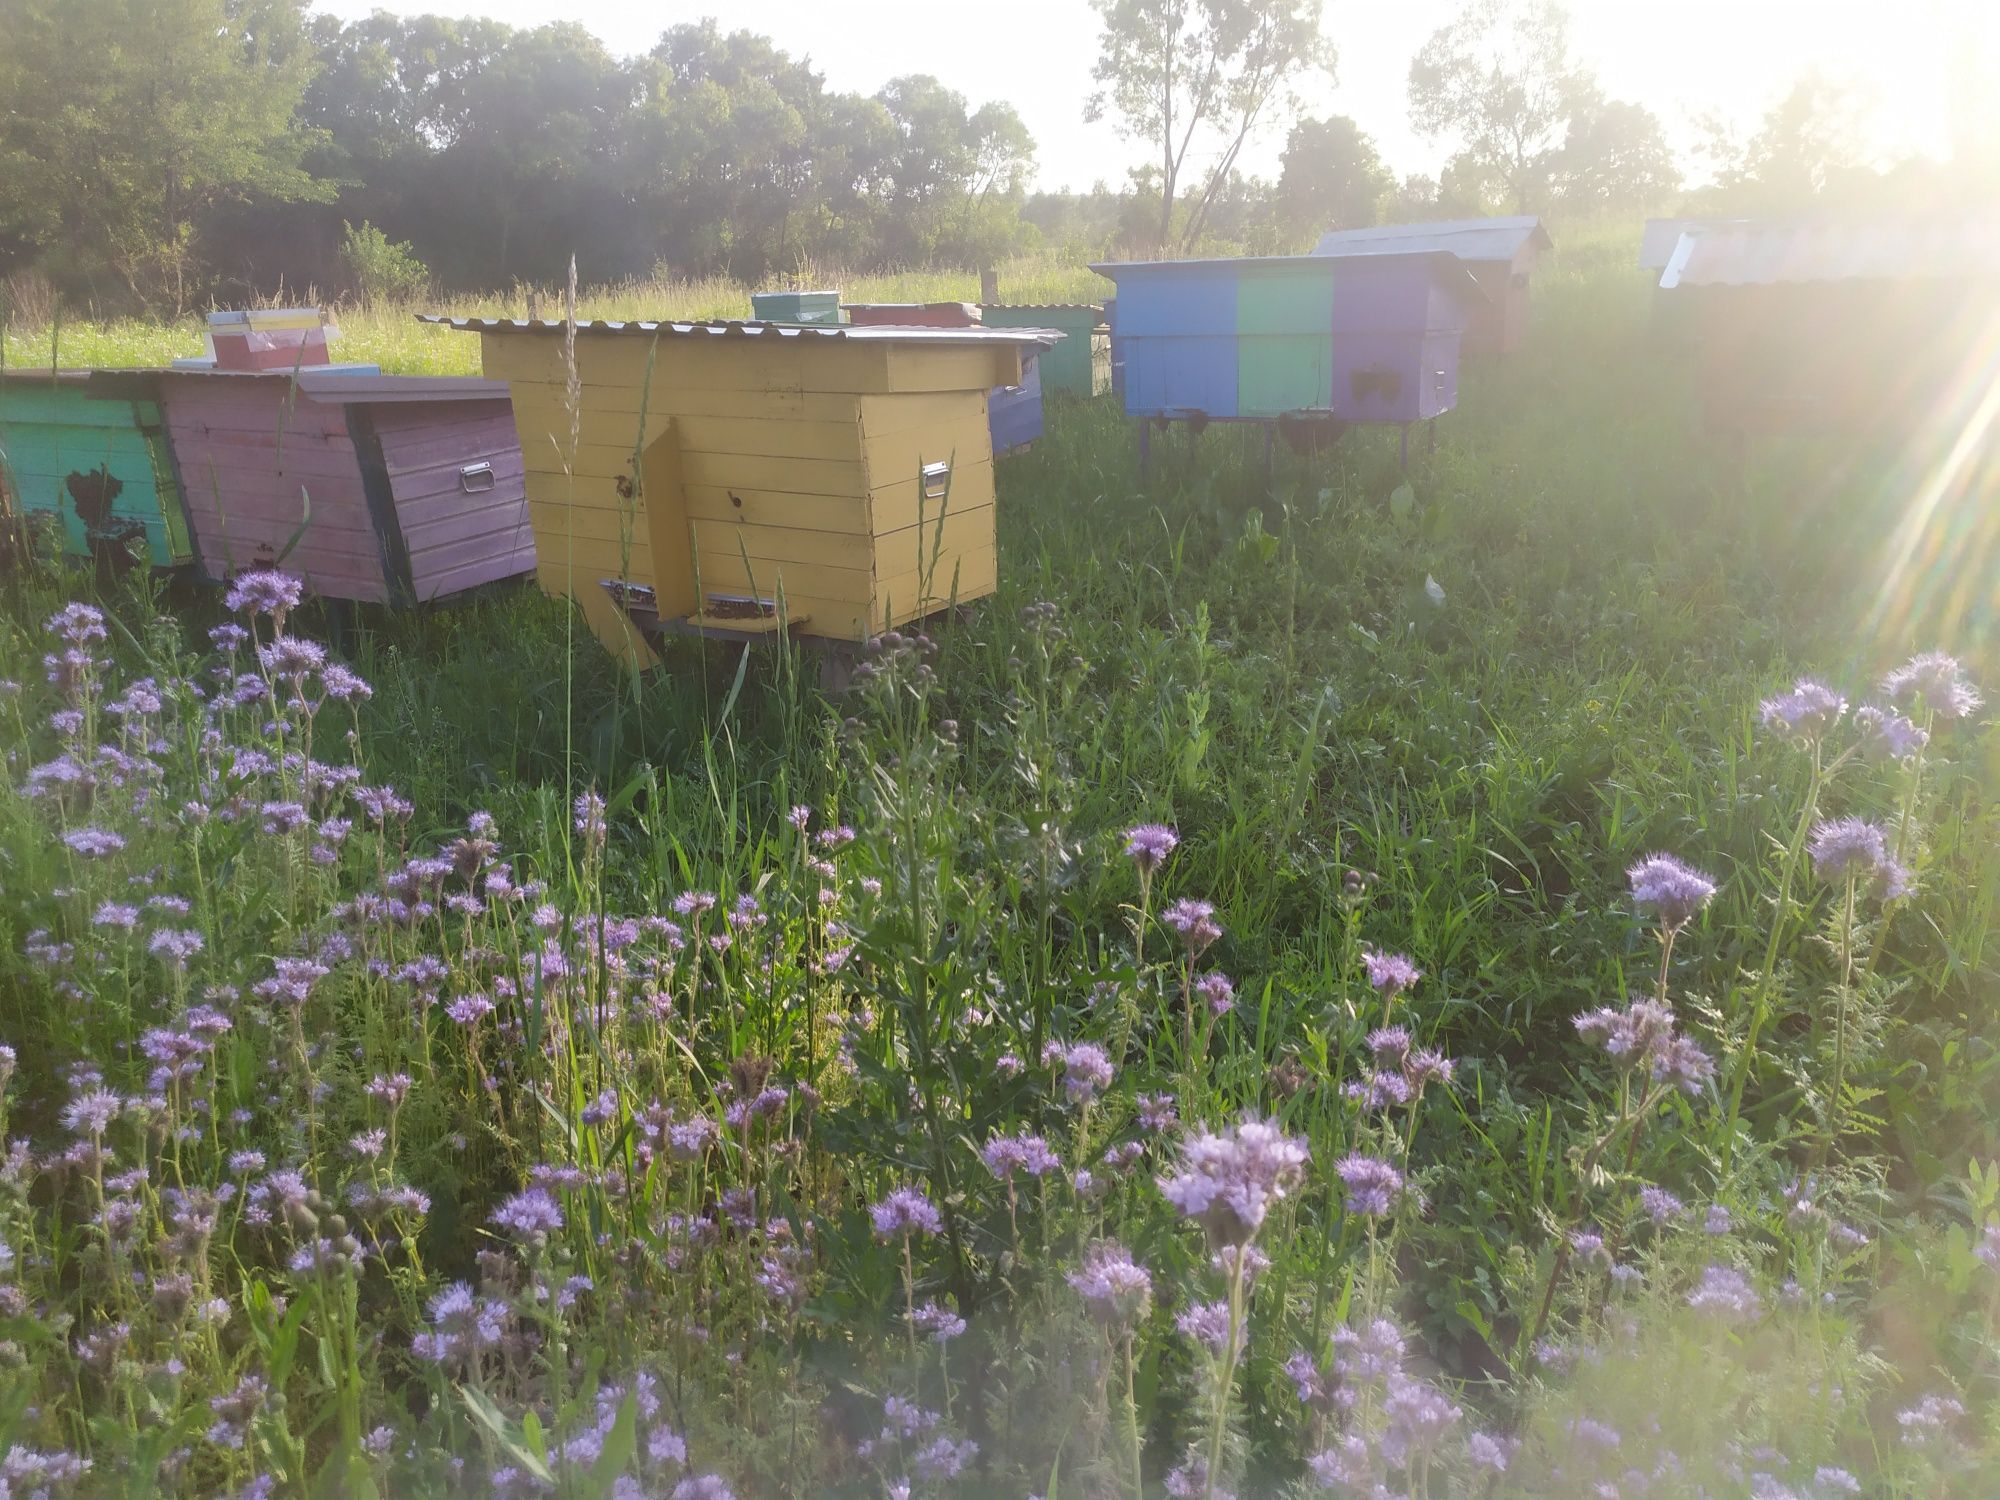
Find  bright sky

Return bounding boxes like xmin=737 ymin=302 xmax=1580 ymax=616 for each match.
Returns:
xmin=310 ymin=0 xmax=1993 ymax=192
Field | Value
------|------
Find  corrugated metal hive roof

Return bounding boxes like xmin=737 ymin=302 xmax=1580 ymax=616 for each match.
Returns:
xmin=1638 ymin=217 xmax=1749 ymax=270
xmin=86 ymin=369 xmax=512 ymax=404
xmin=1091 ymin=250 xmax=1489 ymax=305
xmin=420 ymin=315 xmax=1054 ymax=348
xmin=1312 ymin=216 xmax=1551 ymax=263
xmin=1660 ymin=219 xmax=2000 ymax=289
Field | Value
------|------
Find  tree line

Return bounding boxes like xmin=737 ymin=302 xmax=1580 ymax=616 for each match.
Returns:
xmin=0 ymin=0 xmax=1981 ymax=315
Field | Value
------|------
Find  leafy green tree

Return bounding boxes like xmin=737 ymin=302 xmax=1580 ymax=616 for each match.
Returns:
xmin=1698 ymin=72 xmax=1865 ymax=214
xmin=1407 ymin=0 xmax=1587 ymax=212
xmin=1086 ymin=0 xmax=1333 ymax=252
xmin=1555 ymin=95 xmax=1680 ymax=212
xmin=0 ymin=0 xmax=331 ymax=312
xmin=338 ymin=220 xmax=429 ymax=304
xmin=1278 ymin=115 xmax=1391 ymax=240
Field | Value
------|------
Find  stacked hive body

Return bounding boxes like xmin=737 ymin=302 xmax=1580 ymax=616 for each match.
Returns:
xmin=1313 ymin=218 xmax=1549 ymax=356
xmin=1657 ymin=217 xmax=2000 ymax=436
xmin=842 ymin=303 xmax=1054 ymax=459
xmin=92 ymin=369 xmax=534 ymax=604
xmin=750 ymin=291 xmax=842 ymax=326
xmin=196 ymin=308 xmax=336 ymax=371
xmin=430 ymin=317 xmax=1046 ymax=663
xmin=979 ymin=304 xmax=1109 ymax=396
xmin=0 ymin=370 xmax=192 ymax=567
xmin=1092 ymin=253 xmax=1484 ymax=426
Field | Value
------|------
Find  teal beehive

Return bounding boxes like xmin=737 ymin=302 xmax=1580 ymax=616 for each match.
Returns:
xmin=750 ymin=291 xmax=843 ymax=325
xmin=0 ymin=370 xmax=192 ymax=567
xmin=978 ymin=305 xmax=1109 ymax=396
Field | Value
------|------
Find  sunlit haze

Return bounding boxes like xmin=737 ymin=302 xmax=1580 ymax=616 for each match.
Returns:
xmin=311 ymin=0 xmax=1993 ymax=190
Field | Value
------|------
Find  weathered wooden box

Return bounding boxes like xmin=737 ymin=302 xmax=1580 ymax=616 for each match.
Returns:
xmin=428 ymin=317 xmax=1047 ymax=662
xmin=92 ymin=369 xmax=534 ymax=603
xmin=1091 ymin=253 xmax=1484 ymax=426
xmin=0 ymin=370 xmax=192 ymax=566
xmin=979 ymin=304 xmax=1109 ymax=396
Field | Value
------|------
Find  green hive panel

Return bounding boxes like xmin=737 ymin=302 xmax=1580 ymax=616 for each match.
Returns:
xmin=979 ymin=305 xmax=1106 ymax=396
xmin=0 ymin=379 xmax=191 ymax=566
xmin=1235 ymin=264 xmax=1336 ymax=417
xmin=750 ymin=291 xmax=842 ymax=325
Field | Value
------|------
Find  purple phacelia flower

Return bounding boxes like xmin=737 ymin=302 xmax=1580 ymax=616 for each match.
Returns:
xmin=491 ymin=1186 xmax=564 ymax=1244
xmin=1335 ymin=1154 xmax=1404 ymax=1217
xmin=870 ymin=1186 xmax=943 ymax=1240
xmin=257 ymin=636 xmax=325 ymax=678
xmin=1361 ymin=949 xmax=1421 ymax=996
xmin=1194 ymin=971 xmax=1236 ymax=1015
xmin=1853 ymin=704 xmax=1927 ymax=760
xmin=1574 ymin=999 xmax=1713 ymax=1092
xmin=1809 ymin=817 xmax=1888 ymax=881
xmin=1639 ymin=1186 xmax=1684 ymax=1224
xmin=225 ymin=571 xmax=304 ymax=617
xmin=1068 ymin=1242 xmax=1152 ymax=1325
xmin=1175 ymin=1299 xmax=1242 ymax=1355
xmin=981 ymin=1132 xmax=1061 ymax=1181
xmin=1686 ymin=1263 xmax=1762 ymax=1322
xmin=46 ymin=601 xmax=108 ymax=644
xmin=1162 ymin=898 xmax=1222 ymax=954
xmin=1883 ymin=652 xmax=1981 ymax=721
xmin=1124 ymin=823 xmax=1178 ymax=873
xmin=62 ymin=827 xmax=126 ymax=858
xmin=1626 ymin=853 xmax=1718 ymax=930
xmin=1760 ymin=678 xmax=1847 ymax=743
xmin=1157 ymin=1116 xmax=1308 ymax=1246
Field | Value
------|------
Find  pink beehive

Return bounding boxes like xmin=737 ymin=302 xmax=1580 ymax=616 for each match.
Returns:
xmin=91 ymin=368 xmax=536 ymax=605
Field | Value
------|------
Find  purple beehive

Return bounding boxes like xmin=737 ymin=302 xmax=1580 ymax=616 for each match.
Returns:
xmin=1089 ymin=252 xmax=1484 ymax=426
xmin=93 ymin=369 xmax=534 ymax=604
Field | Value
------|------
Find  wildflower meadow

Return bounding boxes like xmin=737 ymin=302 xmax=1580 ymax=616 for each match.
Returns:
xmin=0 ymin=261 xmax=1996 ymax=1498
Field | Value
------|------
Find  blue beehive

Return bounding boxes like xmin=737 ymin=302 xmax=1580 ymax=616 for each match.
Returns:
xmin=1089 ymin=253 xmax=1484 ymax=426
xmin=988 ymin=348 xmax=1045 ymax=456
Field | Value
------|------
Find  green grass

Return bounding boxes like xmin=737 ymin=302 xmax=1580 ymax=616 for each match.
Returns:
xmin=1 ymin=253 xmax=1109 ymax=376
xmin=0 ymin=244 xmax=1995 ymax=1496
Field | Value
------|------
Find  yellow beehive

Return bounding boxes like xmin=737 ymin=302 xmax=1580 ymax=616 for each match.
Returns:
xmin=422 ymin=317 xmax=1043 ymax=664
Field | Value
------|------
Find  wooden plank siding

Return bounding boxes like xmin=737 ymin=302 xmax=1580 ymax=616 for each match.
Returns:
xmin=370 ymin=400 xmax=536 ymax=602
xmin=0 ymin=382 xmax=192 ymax=566
xmin=160 ymin=376 xmax=391 ymax=601
xmin=474 ymin=328 xmax=1009 ymax=656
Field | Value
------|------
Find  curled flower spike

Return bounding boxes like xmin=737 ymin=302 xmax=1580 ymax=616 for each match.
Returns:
xmin=1361 ymin=949 xmax=1421 ymax=996
xmin=1157 ymin=1116 xmax=1309 ymax=1247
xmin=869 ymin=1186 xmax=942 ymax=1240
xmin=1686 ymin=1263 xmax=1762 ymax=1322
xmin=1162 ymin=898 xmax=1222 ymax=954
xmin=1124 ymin=822 xmax=1178 ymax=873
xmin=1852 ymin=704 xmax=1927 ymax=760
xmin=1626 ymin=853 xmax=1717 ymax=931
xmin=1882 ymin=652 xmax=1982 ymax=721
xmin=1573 ymin=999 xmax=1713 ymax=1092
xmin=1807 ymin=817 xmax=1911 ymax=898
xmin=1335 ymin=1154 xmax=1404 ymax=1216
xmin=1759 ymin=677 xmax=1848 ymax=743
xmin=225 ymin=570 xmax=305 ymax=618
xmin=1069 ymin=1241 xmax=1152 ymax=1325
